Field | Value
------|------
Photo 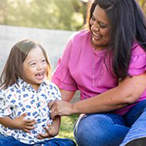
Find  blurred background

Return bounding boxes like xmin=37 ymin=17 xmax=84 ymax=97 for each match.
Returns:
xmin=0 ymin=0 xmax=145 ymax=72
xmin=0 ymin=0 xmax=144 ymax=31
xmin=0 ymin=0 xmax=89 ymax=31
xmin=0 ymin=0 xmax=145 ymax=142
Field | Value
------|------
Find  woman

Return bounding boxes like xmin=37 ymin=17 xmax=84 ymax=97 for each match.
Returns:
xmin=49 ymin=0 xmax=146 ymax=146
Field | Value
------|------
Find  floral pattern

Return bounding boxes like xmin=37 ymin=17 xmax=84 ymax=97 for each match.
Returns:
xmin=0 ymin=78 xmax=61 ymax=144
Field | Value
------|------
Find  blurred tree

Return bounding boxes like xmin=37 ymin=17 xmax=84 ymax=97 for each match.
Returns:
xmin=0 ymin=0 xmax=145 ymax=31
xmin=136 ymin=0 xmax=146 ymax=14
xmin=0 ymin=0 xmax=8 ymax=24
xmin=0 ymin=0 xmax=86 ymax=31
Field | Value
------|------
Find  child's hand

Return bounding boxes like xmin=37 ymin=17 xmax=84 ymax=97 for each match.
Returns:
xmin=37 ymin=124 xmax=59 ymax=139
xmin=12 ymin=113 xmax=36 ymax=133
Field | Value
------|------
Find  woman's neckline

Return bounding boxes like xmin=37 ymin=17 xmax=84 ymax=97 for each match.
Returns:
xmin=93 ymin=47 xmax=107 ymax=52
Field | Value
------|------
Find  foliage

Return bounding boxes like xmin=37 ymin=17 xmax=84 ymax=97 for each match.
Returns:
xmin=0 ymin=0 xmax=87 ymax=31
xmin=136 ymin=0 xmax=146 ymax=14
xmin=0 ymin=0 xmax=145 ymax=31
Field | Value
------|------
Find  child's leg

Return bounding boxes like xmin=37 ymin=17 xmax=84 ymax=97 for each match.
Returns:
xmin=0 ymin=135 xmax=32 ymax=146
xmin=43 ymin=138 xmax=76 ymax=146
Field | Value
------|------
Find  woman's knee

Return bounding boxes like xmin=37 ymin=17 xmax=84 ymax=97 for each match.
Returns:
xmin=74 ymin=114 xmax=110 ymax=146
xmin=74 ymin=114 xmax=128 ymax=146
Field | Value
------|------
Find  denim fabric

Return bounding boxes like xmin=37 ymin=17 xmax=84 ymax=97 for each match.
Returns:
xmin=120 ymin=100 xmax=146 ymax=146
xmin=0 ymin=135 xmax=30 ymax=146
xmin=0 ymin=135 xmax=76 ymax=146
xmin=42 ymin=138 xmax=76 ymax=146
xmin=74 ymin=100 xmax=146 ymax=146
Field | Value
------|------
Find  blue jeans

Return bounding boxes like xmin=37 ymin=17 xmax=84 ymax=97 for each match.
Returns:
xmin=74 ymin=100 xmax=146 ymax=146
xmin=0 ymin=135 xmax=76 ymax=146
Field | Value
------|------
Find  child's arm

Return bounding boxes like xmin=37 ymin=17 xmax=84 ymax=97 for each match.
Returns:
xmin=0 ymin=89 xmax=36 ymax=133
xmin=0 ymin=113 xmax=36 ymax=133
xmin=37 ymin=83 xmax=62 ymax=139
xmin=37 ymin=116 xmax=61 ymax=139
xmin=47 ymin=115 xmax=61 ymax=137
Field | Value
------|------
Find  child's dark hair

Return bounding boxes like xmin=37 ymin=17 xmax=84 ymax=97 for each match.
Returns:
xmin=0 ymin=39 xmax=51 ymax=89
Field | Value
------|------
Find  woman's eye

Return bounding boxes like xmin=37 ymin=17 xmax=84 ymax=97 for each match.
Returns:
xmin=99 ymin=23 xmax=107 ymax=28
xmin=91 ymin=17 xmax=96 ymax=21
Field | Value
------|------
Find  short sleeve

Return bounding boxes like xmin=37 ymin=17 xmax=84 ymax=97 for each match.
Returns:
xmin=0 ymin=90 xmax=5 ymax=110
xmin=128 ymin=43 xmax=146 ymax=76
xmin=0 ymin=90 xmax=13 ymax=117
xmin=52 ymin=38 xmax=78 ymax=91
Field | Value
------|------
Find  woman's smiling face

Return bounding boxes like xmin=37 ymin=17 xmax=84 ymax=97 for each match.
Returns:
xmin=90 ymin=5 xmax=111 ymax=50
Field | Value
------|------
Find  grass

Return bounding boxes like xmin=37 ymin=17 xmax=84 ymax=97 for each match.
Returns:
xmin=57 ymin=114 xmax=79 ymax=141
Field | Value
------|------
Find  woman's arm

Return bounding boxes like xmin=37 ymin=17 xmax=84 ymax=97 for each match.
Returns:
xmin=73 ymin=72 xmax=146 ymax=114
xmin=49 ymin=89 xmax=76 ymax=117
xmin=49 ymin=72 xmax=146 ymax=117
xmin=59 ymin=89 xmax=75 ymax=101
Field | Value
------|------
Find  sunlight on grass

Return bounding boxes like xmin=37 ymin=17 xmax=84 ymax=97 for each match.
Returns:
xmin=57 ymin=114 xmax=79 ymax=141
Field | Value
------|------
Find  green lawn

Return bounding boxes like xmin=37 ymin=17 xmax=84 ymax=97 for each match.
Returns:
xmin=57 ymin=114 xmax=79 ymax=141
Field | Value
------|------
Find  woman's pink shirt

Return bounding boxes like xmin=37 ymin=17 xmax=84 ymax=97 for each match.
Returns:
xmin=52 ymin=30 xmax=146 ymax=115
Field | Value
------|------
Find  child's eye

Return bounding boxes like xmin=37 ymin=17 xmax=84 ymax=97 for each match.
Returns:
xmin=42 ymin=59 xmax=46 ymax=63
xmin=30 ymin=63 xmax=36 ymax=66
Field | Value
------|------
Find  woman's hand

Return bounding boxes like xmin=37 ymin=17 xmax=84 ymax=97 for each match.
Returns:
xmin=12 ymin=113 xmax=36 ymax=133
xmin=48 ymin=100 xmax=74 ymax=119
xmin=37 ymin=124 xmax=59 ymax=139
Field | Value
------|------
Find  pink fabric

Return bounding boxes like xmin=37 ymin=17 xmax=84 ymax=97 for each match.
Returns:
xmin=52 ymin=30 xmax=146 ymax=115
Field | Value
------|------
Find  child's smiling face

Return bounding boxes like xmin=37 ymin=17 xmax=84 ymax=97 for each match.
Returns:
xmin=23 ymin=47 xmax=47 ymax=90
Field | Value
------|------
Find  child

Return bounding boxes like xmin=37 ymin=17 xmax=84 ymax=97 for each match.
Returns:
xmin=0 ymin=39 xmax=76 ymax=146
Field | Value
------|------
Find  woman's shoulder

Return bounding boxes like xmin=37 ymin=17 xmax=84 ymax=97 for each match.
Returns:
xmin=128 ymin=41 xmax=146 ymax=75
xmin=131 ymin=41 xmax=146 ymax=56
xmin=62 ymin=29 xmax=91 ymax=58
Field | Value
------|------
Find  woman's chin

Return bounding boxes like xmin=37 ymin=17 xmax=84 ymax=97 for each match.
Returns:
xmin=92 ymin=39 xmax=101 ymax=47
